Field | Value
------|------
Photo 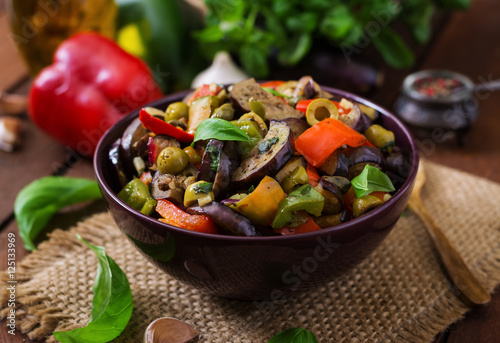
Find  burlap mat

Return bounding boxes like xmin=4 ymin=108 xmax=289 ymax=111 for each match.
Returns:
xmin=1 ymin=160 xmax=500 ymax=342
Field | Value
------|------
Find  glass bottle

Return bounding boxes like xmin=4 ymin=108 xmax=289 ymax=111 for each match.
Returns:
xmin=5 ymin=0 xmax=117 ymax=76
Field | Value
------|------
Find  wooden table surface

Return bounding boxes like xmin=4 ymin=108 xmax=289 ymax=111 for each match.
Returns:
xmin=1 ymin=0 xmax=499 ymax=342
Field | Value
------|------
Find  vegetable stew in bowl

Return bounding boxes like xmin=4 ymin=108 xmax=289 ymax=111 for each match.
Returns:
xmin=95 ymin=76 xmax=418 ymax=299
xmin=110 ymin=77 xmax=410 ymax=237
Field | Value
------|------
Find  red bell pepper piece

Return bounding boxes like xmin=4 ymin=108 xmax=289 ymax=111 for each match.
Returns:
xmin=156 ymin=199 xmax=218 ymax=234
xmin=29 ymin=32 xmax=162 ymax=156
xmin=295 ymin=119 xmax=369 ymax=167
xmin=187 ymin=84 xmax=223 ymax=105
xmin=274 ymin=216 xmax=322 ymax=235
xmin=139 ymin=108 xmax=194 ymax=144
xmin=306 ymin=164 xmax=320 ymax=187
xmin=260 ymin=80 xmax=285 ymax=89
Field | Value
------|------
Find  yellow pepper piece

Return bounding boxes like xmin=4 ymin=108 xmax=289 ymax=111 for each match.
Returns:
xmin=230 ymin=176 xmax=286 ymax=226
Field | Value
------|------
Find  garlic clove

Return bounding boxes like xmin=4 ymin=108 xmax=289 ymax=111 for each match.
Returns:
xmin=0 ymin=116 xmax=23 ymax=152
xmin=191 ymin=51 xmax=248 ymax=88
xmin=144 ymin=317 xmax=199 ymax=343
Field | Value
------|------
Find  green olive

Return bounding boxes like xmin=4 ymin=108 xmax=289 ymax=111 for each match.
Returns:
xmin=156 ymin=147 xmax=189 ymax=175
xmin=305 ymin=98 xmax=339 ymax=126
xmin=184 ymin=181 xmax=214 ymax=207
xmin=248 ymin=98 xmax=266 ymax=120
xmin=211 ymin=103 xmax=235 ymax=121
xmin=281 ymin=166 xmax=308 ymax=193
xmin=165 ymin=102 xmax=189 ymax=122
xmin=239 ymin=112 xmax=268 ymax=136
xmin=183 ymin=146 xmax=202 ymax=166
xmin=364 ymin=124 xmax=395 ymax=152
xmin=352 ymin=195 xmax=383 ymax=218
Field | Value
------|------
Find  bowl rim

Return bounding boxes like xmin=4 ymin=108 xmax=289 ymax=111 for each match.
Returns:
xmin=94 ymin=85 xmax=419 ymax=243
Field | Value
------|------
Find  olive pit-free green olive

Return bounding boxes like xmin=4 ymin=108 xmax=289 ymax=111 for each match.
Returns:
xmin=165 ymin=102 xmax=189 ymax=122
xmin=248 ymin=98 xmax=266 ymax=120
xmin=305 ymin=98 xmax=339 ymax=126
xmin=183 ymin=146 xmax=202 ymax=166
xmin=211 ymin=103 xmax=235 ymax=120
xmin=157 ymin=147 xmax=189 ymax=175
xmin=352 ymin=194 xmax=383 ymax=217
xmin=281 ymin=166 xmax=308 ymax=193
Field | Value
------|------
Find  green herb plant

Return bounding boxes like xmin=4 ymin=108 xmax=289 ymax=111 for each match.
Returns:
xmin=195 ymin=0 xmax=470 ymax=76
xmin=53 ymin=235 xmax=133 ymax=343
xmin=14 ymin=176 xmax=102 ymax=251
xmin=351 ymin=164 xmax=395 ymax=198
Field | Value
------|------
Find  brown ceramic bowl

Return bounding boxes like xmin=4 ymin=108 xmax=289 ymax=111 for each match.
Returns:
xmin=94 ymin=86 xmax=419 ymax=300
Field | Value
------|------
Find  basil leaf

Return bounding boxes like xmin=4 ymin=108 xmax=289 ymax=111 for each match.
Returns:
xmin=193 ymin=118 xmax=251 ymax=143
xmin=351 ymin=164 xmax=395 ymax=198
xmin=14 ymin=176 xmax=101 ymax=251
xmin=53 ymin=235 xmax=133 ymax=343
xmin=193 ymin=182 xmax=213 ymax=194
xmin=258 ymin=137 xmax=279 ymax=154
xmin=269 ymin=327 xmax=319 ymax=343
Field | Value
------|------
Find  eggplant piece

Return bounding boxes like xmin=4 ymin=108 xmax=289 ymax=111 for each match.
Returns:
xmin=232 ymin=120 xmax=293 ymax=187
xmin=349 ymin=146 xmax=385 ymax=167
xmin=198 ymin=139 xmax=224 ymax=183
xmin=187 ymin=202 xmax=260 ymax=237
xmin=108 ymin=138 xmax=128 ymax=189
xmin=213 ymin=141 xmax=240 ymax=199
xmin=198 ymin=139 xmax=240 ymax=199
xmin=319 ymin=150 xmax=350 ymax=177
xmin=317 ymin=179 xmax=344 ymax=214
xmin=282 ymin=118 xmax=309 ymax=141
xmin=321 ymin=175 xmax=351 ymax=194
xmin=150 ymin=172 xmax=185 ymax=206
xmin=229 ymin=78 xmax=303 ymax=120
xmin=120 ymin=117 xmax=150 ymax=177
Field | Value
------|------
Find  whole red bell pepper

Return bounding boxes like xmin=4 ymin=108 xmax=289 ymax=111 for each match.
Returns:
xmin=29 ymin=32 xmax=162 ymax=156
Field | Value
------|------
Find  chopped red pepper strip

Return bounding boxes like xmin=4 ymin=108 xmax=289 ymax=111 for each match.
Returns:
xmin=260 ymin=80 xmax=285 ymax=89
xmin=295 ymin=118 xmax=369 ymax=167
xmin=139 ymin=171 xmax=152 ymax=186
xmin=187 ymin=84 xmax=222 ymax=105
xmin=306 ymin=164 xmax=320 ymax=187
xmin=139 ymin=108 xmax=194 ymax=144
xmin=157 ymin=199 xmax=218 ymax=234
xmin=274 ymin=216 xmax=321 ymax=235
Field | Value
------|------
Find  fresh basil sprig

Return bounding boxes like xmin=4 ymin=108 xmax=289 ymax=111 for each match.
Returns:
xmin=53 ymin=235 xmax=133 ymax=343
xmin=351 ymin=164 xmax=395 ymax=198
xmin=192 ymin=118 xmax=251 ymax=144
xmin=14 ymin=176 xmax=102 ymax=251
xmin=269 ymin=328 xmax=318 ymax=343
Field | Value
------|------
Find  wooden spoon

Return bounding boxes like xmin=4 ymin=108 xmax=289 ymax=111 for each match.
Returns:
xmin=408 ymin=162 xmax=491 ymax=305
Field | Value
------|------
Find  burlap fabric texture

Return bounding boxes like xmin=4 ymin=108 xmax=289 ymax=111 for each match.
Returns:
xmin=1 ymin=160 xmax=499 ymax=342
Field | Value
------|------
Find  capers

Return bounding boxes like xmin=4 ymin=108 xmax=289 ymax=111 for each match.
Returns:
xmin=352 ymin=195 xmax=383 ymax=218
xmin=156 ymin=147 xmax=189 ymax=175
xmin=364 ymin=124 xmax=395 ymax=152
xmin=183 ymin=146 xmax=202 ymax=166
xmin=165 ymin=102 xmax=189 ymax=122
xmin=305 ymin=98 xmax=339 ymax=126
xmin=211 ymin=103 xmax=235 ymax=121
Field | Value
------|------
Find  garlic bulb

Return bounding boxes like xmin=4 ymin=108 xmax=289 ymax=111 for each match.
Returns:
xmin=191 ymin=51 xmax=248 ymax=88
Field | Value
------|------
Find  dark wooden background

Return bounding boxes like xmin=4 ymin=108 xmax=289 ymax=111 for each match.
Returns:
xmin=1 ymin=0 xmax=499 ymax=342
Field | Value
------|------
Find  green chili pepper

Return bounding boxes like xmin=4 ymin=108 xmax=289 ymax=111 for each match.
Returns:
xmin=118 ymin=178 xmax=157 ymax=215
xmin=272 ymin=184 xmax=324 ymax=229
